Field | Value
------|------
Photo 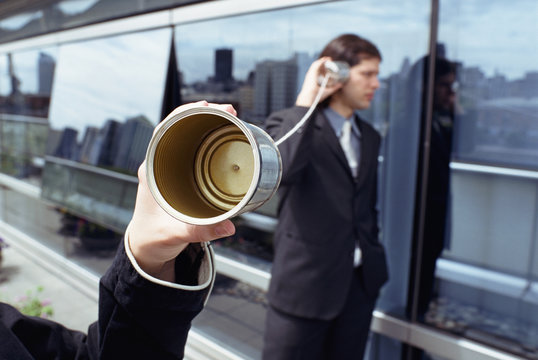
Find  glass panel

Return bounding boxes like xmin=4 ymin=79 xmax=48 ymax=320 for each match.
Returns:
xmin=0 ymin=187 xmax=116 ymax=276
xmin=418 ymin=0 xmax=538 ymax=358
xmin=367 ymin=334 xmax=406 ymax=360
xmin=41 ymin=158 xmax=138 ymax=232
xmin=43 ymin=28 xmax=171 ymax=232
xmin=0 ymin=48 xmax=56 ymax=181
xmin=0 ymin=55 xmax=8 ymax=97
xmin=0 ymin=49 xmax=57 ymax=117
xmin=192 ymin=273 xmax=267 ymax=359
xmin=444 ymin=2 xmax=538 ymax=170
xmin=175 ymin=0 xmax=431 ymax=357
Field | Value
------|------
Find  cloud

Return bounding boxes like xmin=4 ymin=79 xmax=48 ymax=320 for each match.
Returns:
xmin=438 ymin=0 xmax=537 ymax=79
xmin=49 ymin=28 xmax=171 ymax=135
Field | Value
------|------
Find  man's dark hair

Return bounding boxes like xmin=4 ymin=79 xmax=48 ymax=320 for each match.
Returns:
xmin=319 ymin=33 xmax=382 ymax=66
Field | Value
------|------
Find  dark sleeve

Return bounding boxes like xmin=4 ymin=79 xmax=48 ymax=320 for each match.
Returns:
xmin=95 ymin=242 xmax=211 ymax=359
xmin=0 ymin=302 xmax=89 ymax=359
xmin=0 ymin=242 xmax=211 ymax=360
xmin=265 ymin=106 xmax=318 ymax=186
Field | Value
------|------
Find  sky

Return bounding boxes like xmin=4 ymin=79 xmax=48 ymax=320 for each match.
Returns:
xmin=1 ymin=0 xmax=536 ymax=129
xmin=175 ymin=0 xmax=537 ymax=83
xmin=175 ymin=0 xmax=432 ymax=83
xmin=47 ymin=28 xmax=171 ymax=137
xmin=438 ymin=0 xmax=538 ymax=79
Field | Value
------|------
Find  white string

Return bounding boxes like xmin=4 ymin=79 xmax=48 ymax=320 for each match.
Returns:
xmin=274 ymin=73 xmax=330 ymax=147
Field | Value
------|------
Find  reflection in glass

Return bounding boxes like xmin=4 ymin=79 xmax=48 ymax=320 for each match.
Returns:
xmin=41 ymin=158 xmax=138 ymax=232
xmin=0 ymin=48 xmax=56 ymax=180
xmin=43 ymin=28 xmax=171 ymax=231
xmin=176 ymin=0 xmax=429 ymax=129
xmin=416 ymin=0 xmax=538 ymax=358
xmin=0 ymin=187 xmax=117 ymax=276
xmin=0 ymin=50 xmax=56 ymax=117
xmin=192 ymin=273 xmax=268 ymax=360
xmin=406 ymin=52 xmax=457 ymax=324
xmin=0 ymin=55 xmax=9 ymax=97
xmin=439 ymin=2 xmax=538 ymax=170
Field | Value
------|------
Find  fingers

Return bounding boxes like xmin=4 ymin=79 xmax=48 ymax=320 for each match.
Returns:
xmin=188 ymin=219 xmax=236 ymax=243
xmin=171 ymin=100 xmax=237 ymax=117
xmin=213 ymin=220 xmax=236 ymax=238
xmin=311 ymin=56 xmax=329 ymax=70
xmin=297 ymin=57 xmax=342 ymax=107
xmin=206 ymin=102 xmax=237 ymax=116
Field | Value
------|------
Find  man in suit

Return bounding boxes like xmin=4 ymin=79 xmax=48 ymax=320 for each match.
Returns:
xmin=263 ymin=34 xmax=389 ymax=359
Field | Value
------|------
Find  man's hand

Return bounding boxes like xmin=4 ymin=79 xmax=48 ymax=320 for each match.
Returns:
xmin=127 ymin=101 xmax=236 ymax=282
xmin=295 ymin=57 xmax=343 ymax=107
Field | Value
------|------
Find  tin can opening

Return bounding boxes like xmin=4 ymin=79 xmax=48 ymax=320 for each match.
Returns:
xmin=152 ymin=112 xmax=255 ymax=219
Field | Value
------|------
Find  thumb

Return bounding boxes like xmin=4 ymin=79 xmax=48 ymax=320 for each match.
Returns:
xmin=189 ymin=220 xmax=236 ymax=243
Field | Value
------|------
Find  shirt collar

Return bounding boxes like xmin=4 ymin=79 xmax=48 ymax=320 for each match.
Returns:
xmin=323 ymin=107 xmax=361 ymax=138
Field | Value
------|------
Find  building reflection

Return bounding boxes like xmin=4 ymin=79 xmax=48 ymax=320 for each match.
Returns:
xmin=181 ymin=48 xmax=312 ymax=125
xmin=180 ymin=45 xmax=538 ymax=170
xmin=0 ymin=51 xmax=54 ymax=117
xmin=48 ymin=114 xmax=152 ymax=175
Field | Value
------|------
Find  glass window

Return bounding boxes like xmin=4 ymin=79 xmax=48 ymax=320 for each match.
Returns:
xmin=193 ymin=274 xmax=267 ymax=359
xmin=175 ymin=1 xmax=431 ymax=358
xmin=443 ymin=1 xmax=538 ymax=170
xmin=0 ymin=55 xmax=8 ymax=96
xmin=0 ymin=187 xmax=118 ymax=276
xmin=0 ymin=47 xmax=57 ymax=181
xmin=416 ymin=0 xmax=538 ymax=358
xmin=43 ymin=28 xmax=171 ymax=232
xmin=0 ymin=49 xmax=57 ymax=117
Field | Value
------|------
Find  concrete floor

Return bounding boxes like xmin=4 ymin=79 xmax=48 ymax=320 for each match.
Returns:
xmin=0 ymin=244 xmax=98 ymax=333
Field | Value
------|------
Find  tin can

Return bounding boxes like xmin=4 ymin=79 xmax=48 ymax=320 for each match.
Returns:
xmin=146 ymin=106 xmax=281 ymax=225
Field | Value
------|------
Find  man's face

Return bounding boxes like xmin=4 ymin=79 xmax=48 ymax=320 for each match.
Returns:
xmin=434 ymin=72 xmax=456 ymax=113
xmin=333 ymin=57 xmax=381 ymax=112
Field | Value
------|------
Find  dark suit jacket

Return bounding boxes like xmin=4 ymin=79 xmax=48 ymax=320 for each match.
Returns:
xmin=265 ymin=106 xmax=388 ymax=320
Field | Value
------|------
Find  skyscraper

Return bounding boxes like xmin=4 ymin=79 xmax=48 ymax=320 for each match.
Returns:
xmin=253 ymin=57 xmax=298 ymax=122
xmin=38 ymin=52 xmax=55 ymax=95
xmin=113 ymin=115 xmax=153 ymax=173
xmin=215 ymin=48 xmax=233 ymax=83
xmin=53 ymin=127 xmax=78 ymax=160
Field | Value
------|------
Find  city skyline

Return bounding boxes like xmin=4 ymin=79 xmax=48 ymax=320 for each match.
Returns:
xmin=0 ymin=0 xmax=536 ymax=176
xmin=49 ymin=113 xmax=153 ymax=175
xmin=174 ymin=0 xmax=537 ymax=84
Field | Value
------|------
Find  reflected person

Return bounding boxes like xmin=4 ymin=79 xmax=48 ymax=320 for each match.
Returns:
xmin=411 ymin=56 xmax=458 ymax=319
xmin=0 ymin=101 xmax=236 ymax=359
xmin=263 ymin=34 xmax=389 ymax=359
